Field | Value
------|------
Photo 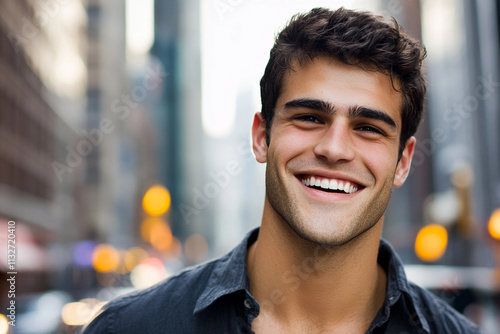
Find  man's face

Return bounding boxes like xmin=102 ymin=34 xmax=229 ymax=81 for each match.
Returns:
xmin=252 ymin=56 xmax=415 ymax=246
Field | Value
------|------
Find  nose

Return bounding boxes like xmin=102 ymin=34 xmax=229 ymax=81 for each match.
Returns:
xmin=313 ymin=120 xmax=356 ymax=163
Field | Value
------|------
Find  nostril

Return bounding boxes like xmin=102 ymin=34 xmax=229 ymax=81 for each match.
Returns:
xmin=313 ymin=130 xmax=355 ymax=162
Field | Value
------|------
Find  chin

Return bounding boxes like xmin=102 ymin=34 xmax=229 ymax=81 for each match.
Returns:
xmin=287 ymin=219 xmax=377 ymax=247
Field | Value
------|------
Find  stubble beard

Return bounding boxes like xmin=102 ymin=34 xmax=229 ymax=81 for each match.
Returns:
xmin=265 ymin=161 xmax=394 ymax=248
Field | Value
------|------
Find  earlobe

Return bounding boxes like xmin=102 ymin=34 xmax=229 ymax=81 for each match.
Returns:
xmin=252 ymin=112 xmax=268 ymax=163
xmin=394 ymin=136 xmax=416 ymax=187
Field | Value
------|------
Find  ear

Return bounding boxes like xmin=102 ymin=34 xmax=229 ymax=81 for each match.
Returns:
xmin=393 ymin=136 xmax=416 ymax=187
xmin=252 ymin=112 xmax=268 ymax=163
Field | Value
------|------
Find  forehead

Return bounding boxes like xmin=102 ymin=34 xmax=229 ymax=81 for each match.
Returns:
xmin=277 ymin=56 xmax=403 ymax=125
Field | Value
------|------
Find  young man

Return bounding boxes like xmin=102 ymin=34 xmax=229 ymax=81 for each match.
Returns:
xmin=83 ymin=8 xmax=482 ymax=334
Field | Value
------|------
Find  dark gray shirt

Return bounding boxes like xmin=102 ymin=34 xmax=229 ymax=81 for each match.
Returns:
xmin=82 ymin=228 xmax=482 ymax=333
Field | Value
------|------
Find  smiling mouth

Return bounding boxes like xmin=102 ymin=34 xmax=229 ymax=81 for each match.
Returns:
xmin=300 ymin=176 xmax=359 ymax=194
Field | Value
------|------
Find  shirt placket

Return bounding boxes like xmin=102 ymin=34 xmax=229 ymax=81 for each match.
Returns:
xmin=241 ymin=292 xmax=259 ymax=334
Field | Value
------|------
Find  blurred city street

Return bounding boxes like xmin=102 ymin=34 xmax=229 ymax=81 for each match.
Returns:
xmin=0 ymin=0 xmax=500 ymax=333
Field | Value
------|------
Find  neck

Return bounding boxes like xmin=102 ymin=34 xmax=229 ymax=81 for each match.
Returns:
xmin=247 ymin=199 xmax=387 ymax=332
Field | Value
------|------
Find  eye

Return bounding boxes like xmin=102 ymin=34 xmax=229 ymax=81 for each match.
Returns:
xmin=293 ymin=114 xmax=322 ymax=124
xmin=356 ymin=124 xmax=385 ymax=135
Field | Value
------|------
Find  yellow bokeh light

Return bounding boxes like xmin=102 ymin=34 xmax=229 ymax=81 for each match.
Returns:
xmin=185 ymin=234 xmax=209 ymax=263
xmin=92 ymin=244 xmax=120 ymax=273
xmin=415 ymin=224 xmax=448 ymax=262
xmin=61 ymin=302 xmax=92 ymax=326
xmin=142 ymin=185 xmax=171 ymax=216
xmin=488 ymin=209 xmax=500 ymax=240
xmin=0 ymin=314 xmax=8 ymax=334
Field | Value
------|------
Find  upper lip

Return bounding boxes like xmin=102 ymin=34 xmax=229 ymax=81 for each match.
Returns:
xmin=294 ymin=170 xmax=366 ymax=188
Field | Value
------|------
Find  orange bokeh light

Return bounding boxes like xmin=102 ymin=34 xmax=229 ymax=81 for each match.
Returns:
xmin=140 ymin=217 xmax=165 ymax=243
xmin=488 ymin=209 xmax=500 ymax=240
xmin=92 ymin=244 xmax=120 ymax=273
xmin=150 ymin=221 xmax=173 ymax=251
xmin=142 ymin=185 xmax=171 ymax=216
xmin=415 ymin=224 xmax=448 ymax=262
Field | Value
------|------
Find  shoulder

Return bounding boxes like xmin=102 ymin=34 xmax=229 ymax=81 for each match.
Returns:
xmin=82 ymin=259 xmax=219 ymax=334
xmin=406 ymin=282 xmax=482 ymax=333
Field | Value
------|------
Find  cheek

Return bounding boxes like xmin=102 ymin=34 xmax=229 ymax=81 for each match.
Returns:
xmin=357 ymin=144 xmax=398 ymax=180
xmin=272 ymin=128 xmax=316 ymax=157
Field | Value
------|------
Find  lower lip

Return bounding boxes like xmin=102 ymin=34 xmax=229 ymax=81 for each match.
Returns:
xmin=298 ymin=179 xmax=361 ymax=201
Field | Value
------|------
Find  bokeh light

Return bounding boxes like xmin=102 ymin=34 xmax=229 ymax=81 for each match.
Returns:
xmin=150 ymin=221 xmax=173 ymax=251
xmin=73 ymin=241 xmax=97 ymax=267
xmin=130 ymin=257 xmax=166 ymax=289
xmin=125 ymin=247 xmax=149 ymax=271
xmin=61 ymin=298 xmax=104 ymax=327
xmin=142 ymin=185 xmax=171 ymax=216
xmin=140 ymin=217 xmax=164 ymax=243
xmin=184 ymin=234 xmax=209 ymax=263
xmin=90 ymin=301 xmax=107 ymax=321
xmin=61 ymin=302 xmax=92 ymax=326
xmin=488 ymin=208 xmax=500 ymax=240
xmin=415 ymin=224 xmax=448 ymax=262
xmin=92 ymin=301 xmax=107 ymax=314
xmin=0 ymin=314 xmax=8 ymax=334
xmin=92 ymin=244 xmax=120 ymax=273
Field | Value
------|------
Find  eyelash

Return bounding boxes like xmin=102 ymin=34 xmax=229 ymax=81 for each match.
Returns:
xmin=356 ymin=125 xmax=384 ymax=135
xmin=293 ymin=114 xmax=322 ymax=123
xmin=292 ymin=115 xmax=386 ymax=136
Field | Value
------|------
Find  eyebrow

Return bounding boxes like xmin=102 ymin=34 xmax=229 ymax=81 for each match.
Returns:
xmin=349 ymin=105 xmax=397 ymax=129
xmin=283 ymin=98 xmax=335 ymax=114
xmin=283 ymin=98 xmax=397 ymax=129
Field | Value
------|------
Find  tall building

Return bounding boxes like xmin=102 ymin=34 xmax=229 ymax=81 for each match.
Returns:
xmin=151 ymin=0 xmax=263 ymax=259
xmin=421 ymin=0 xmax=500 ymax=265
xmin=0 ymin=0 xmax=87 ymax=295
xmin=151 ymin=0 xmax=205 ymax=243
xmin=84 ymin=0 xmax=135 ymax=246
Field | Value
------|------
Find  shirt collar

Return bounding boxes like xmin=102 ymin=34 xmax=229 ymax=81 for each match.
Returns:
xmin=194 ymin=228 xmax=430 ymax=333
xmin=194 ymin=228 xmax=259 ymax=314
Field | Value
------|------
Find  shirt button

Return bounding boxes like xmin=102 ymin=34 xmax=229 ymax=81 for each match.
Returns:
xmin=244 ymin=299 xmax=253 ymax=309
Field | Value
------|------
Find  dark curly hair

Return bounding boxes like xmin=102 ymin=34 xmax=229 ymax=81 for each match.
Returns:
xmin=260 ymin=7 xmax=427 ymax=158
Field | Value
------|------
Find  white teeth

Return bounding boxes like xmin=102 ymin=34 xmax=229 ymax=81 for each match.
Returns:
xmin=302 ymin=176 xmax=359 ymax=194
